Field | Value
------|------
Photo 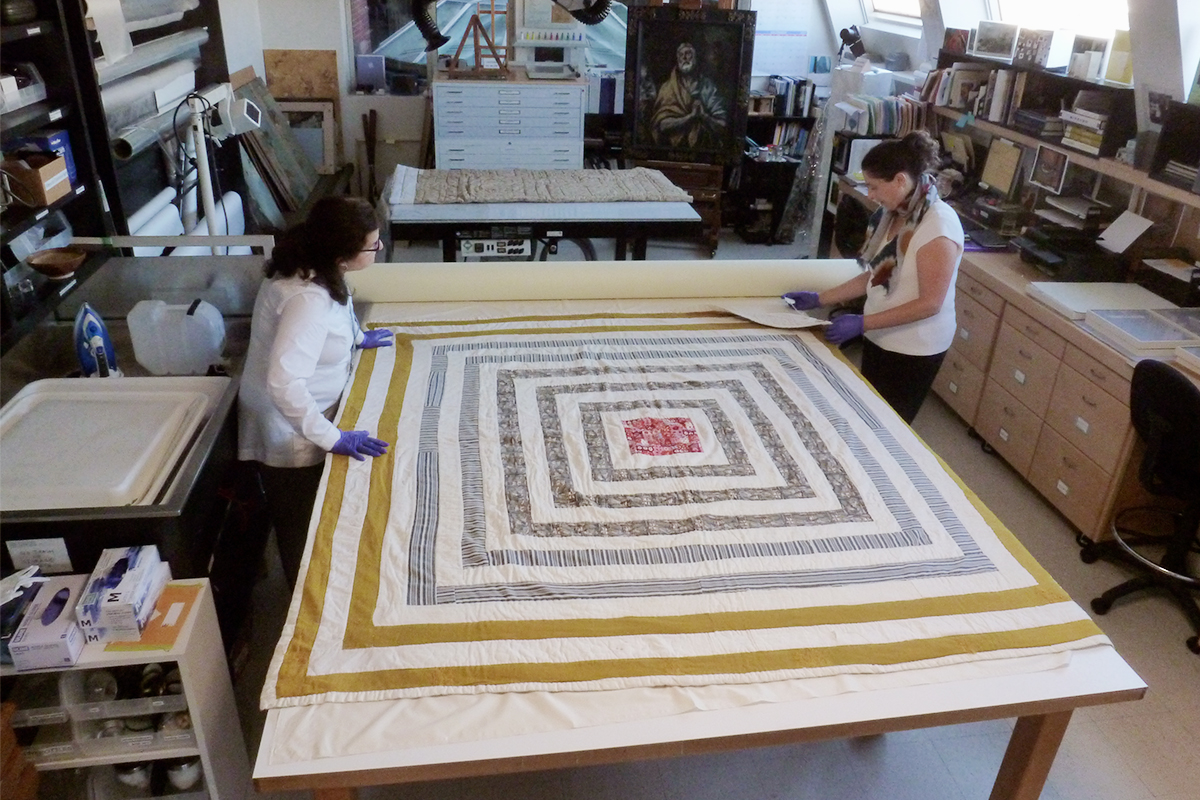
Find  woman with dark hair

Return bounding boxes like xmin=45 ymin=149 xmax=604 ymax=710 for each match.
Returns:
xmin=784 ymin=130 xmax=963 ymax=423
xmin=238 ymin=196 xmax=394 ymax=587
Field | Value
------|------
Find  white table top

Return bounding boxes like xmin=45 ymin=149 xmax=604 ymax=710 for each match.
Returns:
xmin=254 ymin=644 xmax=1143 ymax=786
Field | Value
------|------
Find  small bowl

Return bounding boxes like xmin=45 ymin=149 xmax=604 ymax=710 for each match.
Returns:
xmin=27 ymin=247 xmax=86 ymax=279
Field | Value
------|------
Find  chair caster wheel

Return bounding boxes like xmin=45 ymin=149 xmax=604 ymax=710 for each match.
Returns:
xmin=1188 ymin=635 xmax=1199 ymax=655
xmin=1091 ymin=597 xmax=1112 ymax=615
xmin=1080 ymin=547 xmax=1100 ymax=564
xmin=981 ymin=440 xmax=996 ymax=455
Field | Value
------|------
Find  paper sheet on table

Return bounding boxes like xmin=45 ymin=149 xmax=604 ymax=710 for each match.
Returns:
xmin=1144 ymin=258 xmax=1197 ymax=282
xmin=1097 ymin=210 xmax=1153 ymax=253
xmin=713 ymin=298 xmax=829 ymax=328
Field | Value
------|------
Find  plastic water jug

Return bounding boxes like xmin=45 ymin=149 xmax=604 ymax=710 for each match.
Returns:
xmin=127 ymin=299 xmax=225 ymax=375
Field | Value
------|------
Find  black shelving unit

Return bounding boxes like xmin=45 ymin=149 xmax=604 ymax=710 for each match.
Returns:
xmin=1 ymin=3 xmax=112 ymax=349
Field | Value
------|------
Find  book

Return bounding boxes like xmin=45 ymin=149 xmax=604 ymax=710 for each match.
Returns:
xmin=988 ymin=69 xmax=1014 ymax=123
xmin=1060 ymin=135 xmax=1101 ymax=155
xmin=1004 ymin=72 xmax=1028 ymax=126
xmin=947 ymin=69 xmax=991 ymax=110
xmin=1104 ymin=30 xmax=1133 ymax=84
xmin=1059 ymin=109 xmax=1107 ymax=130
xmin=1062 ymin=124 xmax=1104 ymax=146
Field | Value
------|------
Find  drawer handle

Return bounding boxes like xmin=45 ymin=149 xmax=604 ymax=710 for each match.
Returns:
xmin=1089 ymin=368 xmax=1107 ymax=382
xmin=962 ymin=308 xmax=975 ymax=319
xmin=969 ymin=286 xmax=982 ymax=296
xmin=1024 ymin=325 xmax=1040 ymax=337
xmin=1061 ymin=456 xmax=1077 ymax=470
xmin=1081 ymin=395 xmax=1097 ymax=408
xmin=1017 ymin=349 xmax=1033 ymax=360
xmin=1003 ymin=406 xmax=1016 ymax=417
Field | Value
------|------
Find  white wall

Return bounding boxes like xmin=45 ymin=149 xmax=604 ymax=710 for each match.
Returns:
xmin=217 ymin=0 xmax=266 ymax=79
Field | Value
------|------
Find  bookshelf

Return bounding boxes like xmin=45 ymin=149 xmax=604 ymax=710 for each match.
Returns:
xmin=930 ymin=105 xmax=1200 ymax=213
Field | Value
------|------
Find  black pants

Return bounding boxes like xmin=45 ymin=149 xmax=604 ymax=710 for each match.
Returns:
xmin=859 ymin=339 xmax=947 ymax=425
xmin=256 ymin=462 xmax=326 ymax=589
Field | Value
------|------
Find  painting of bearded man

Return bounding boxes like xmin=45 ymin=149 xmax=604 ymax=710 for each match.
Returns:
xmin=624 ymin=6 xmax=755 ymax=163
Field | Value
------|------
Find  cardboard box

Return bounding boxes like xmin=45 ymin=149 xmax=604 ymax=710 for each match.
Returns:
xmin=1 ymin=568 xmax=44 ymax=665
xmin=9 ymin=574 xmax=87 ymax=670
xmin=75 ymin=546 xmax=171 ymax=642
xmin=1 ymin=154 xmax=70 ymax=207
xmin=7 ymin=130 xmax=76 ymax=184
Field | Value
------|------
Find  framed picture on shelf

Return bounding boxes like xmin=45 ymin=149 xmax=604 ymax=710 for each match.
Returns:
xmin=1029 ymin=145 xmax=1068 ymax=194
xmin=623 ymin=4 xmax=756 ymax=164
xmin=942 ymin=28 xmax=970 ymax=55
xmin=971 ymin=21 xmax=1019 ymax=61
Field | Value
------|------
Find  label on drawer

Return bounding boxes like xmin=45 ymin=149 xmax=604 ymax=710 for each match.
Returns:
xmin=999 ymin=427 xmax=1009 ymax=442
xmin=958 ymin=328 xmax=970 ymax=340
xmin=1056 ymin=480 xmax=1070 ymax=496
xmin=1013 ymin=369 xmax=1026 ymax=385
xmin=1075 ymin=416 xmax=1089 ymax=434
xmin=948 ymin=381 xmax=959 ymax=394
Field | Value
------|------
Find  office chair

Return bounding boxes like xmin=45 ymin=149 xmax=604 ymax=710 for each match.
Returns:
xmin=1080 ymin=359 xmax=1200 ymax=654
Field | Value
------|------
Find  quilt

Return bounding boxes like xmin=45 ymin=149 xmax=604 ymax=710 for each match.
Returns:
xmin=262 ymin=306 xmax=1107 ymax=709
xmin=387 ymin=165 xmax=693 ymax=205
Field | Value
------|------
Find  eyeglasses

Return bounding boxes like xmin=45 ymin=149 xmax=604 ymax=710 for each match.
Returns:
xmin=361 ymin=239 xmax=384 ymax=253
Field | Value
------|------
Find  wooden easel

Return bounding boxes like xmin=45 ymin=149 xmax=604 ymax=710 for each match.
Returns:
xmin=447 ymin=2 xmax=509 ymax=80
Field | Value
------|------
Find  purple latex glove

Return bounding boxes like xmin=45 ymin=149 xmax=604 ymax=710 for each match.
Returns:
xmin=331 ymin=430 xmax=389 ymax=461
xmin=826 ymin=314 xmax=864 ymax=345
xmin=360 ymin=329 xmax=394 ymax=349
xmin=782 ymin=291 xmax=822 ymax=312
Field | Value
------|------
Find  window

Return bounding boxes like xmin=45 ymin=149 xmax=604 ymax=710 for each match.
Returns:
xmin=870 ymin=0 xmax=922 ymax=19
xmin=996 ymin=0 xmax=1128 ymax=39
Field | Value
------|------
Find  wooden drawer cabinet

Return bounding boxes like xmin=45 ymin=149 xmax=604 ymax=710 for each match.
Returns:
xmin=975 ymin=379 xmax=1043 ymax=475
xmin=1028 ymin=426 xmax=1110 ymax=535
xmin=933 ymin=349 xmax=986 ymax=423
xmin=957 ymin=272 xmax=1005 ymax=316
xmin=953 ymin=290 xmax=1001 ymax=371
xmin=989 ymin=323 xmax=1061 ymax=417
xmin=1043 ymin=363 xmax=1131 ymax=474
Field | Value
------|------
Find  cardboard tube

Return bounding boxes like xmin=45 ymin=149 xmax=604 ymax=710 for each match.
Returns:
xmin=347 ymin=259 xmax=862 ymax=304
xmin=127 ymin=187 xmax=178 ymax=234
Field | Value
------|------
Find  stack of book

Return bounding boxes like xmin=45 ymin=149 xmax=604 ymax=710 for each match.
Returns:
xmin=1159 ymin=159 xmax=1199 ymax=188
xmin=1059 ymin=90 xmax=1112 ymax=155
xmin=1059 ymin=107 xmax=1107 ymax=155
xmin=1012 ymin=109 xmax=1065 ymax=140
xmin=766 ymin=76 xmax=814 ymax=118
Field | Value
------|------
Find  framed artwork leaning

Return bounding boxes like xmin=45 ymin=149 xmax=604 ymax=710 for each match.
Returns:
xmin=623 ymin=4 xmax=756 ymax=164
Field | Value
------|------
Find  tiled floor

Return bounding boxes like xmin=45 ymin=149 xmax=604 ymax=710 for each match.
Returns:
xmin=235 ymin=231 xmax=1200 ymax=800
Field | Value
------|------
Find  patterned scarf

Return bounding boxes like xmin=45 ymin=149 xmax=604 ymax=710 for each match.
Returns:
xmin=858 ymin=174 xmax=939 ymax=294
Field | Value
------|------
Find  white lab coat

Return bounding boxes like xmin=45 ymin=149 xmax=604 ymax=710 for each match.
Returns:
xmin=237 ymin=276 xmax=364 ymax=468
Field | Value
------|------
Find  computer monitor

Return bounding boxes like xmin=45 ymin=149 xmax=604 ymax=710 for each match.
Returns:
xmin=977 ymin=137 xmax=1023 ymax=200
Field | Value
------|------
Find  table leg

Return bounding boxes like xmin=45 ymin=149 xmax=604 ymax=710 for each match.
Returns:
xmin=633 ymin=236 xmax=648 ymax=260
xmin=988 ymin=710 xmax=1072 ymax=800
xmin=442 ymin=238 xmax=456 ymax=263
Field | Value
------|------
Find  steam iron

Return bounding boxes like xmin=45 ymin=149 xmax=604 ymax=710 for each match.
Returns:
xmin=74 ymin=302 xmax=121 ymax=378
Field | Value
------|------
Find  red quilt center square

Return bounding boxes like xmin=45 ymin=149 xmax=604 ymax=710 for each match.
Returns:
xmin=622 ymin=416 xmax=702 ymax=456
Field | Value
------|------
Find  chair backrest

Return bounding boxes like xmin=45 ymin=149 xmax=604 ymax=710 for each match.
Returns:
xmin=1129 ymin=359 xmax=1200 ymax=502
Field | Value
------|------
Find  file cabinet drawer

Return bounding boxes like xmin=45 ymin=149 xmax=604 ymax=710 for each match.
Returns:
xmin=975 ymin=379 xmax=1042 ymax=475
xmin=1002 ymin=305 xmax=1065 ymax=359
xmin=933 ymin=349 xmax=985 ymax=424
xmin=989 ymin=323 xmax=1060 ymax=417
xmin=956 ymin=272 xmax=1005 ymax=316
xmin=953 ymin=290 xmax=1000 ymax=371
xmin=1062 ymin=343 xmax=1130 ymax=403
xmin=1028 ymin=426 xmax=1109 ymax=535
xmin=1044 ymin=363 xmax=1131 ymax=474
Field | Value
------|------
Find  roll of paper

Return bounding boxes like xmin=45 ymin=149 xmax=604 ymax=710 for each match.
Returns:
xmin=130 ymin=203 xmax=185 ymax=256
xmin=127 ymin=187 xmax=178 ymax=235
